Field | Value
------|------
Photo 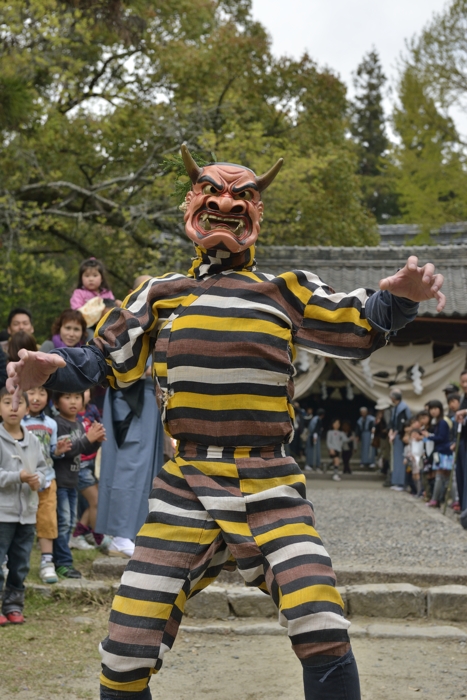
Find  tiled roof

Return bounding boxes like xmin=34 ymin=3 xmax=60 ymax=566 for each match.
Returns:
xmin=378 ymin=222 xmax=467 ymax=246
xmin=256 ymin=244 xmax=467 ymax=318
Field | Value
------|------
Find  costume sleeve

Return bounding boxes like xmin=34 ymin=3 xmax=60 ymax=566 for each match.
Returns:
xmin=280 ymin=270 xmax=418 ymax=360
xmin=365 ymin=291 xmax=418 ymax=333
xmin=44 ymin=344 xmax=109 ymax=392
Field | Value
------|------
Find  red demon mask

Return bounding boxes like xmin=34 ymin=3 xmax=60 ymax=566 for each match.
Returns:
xmin=181 ymin=145 xmax=283 ymax=253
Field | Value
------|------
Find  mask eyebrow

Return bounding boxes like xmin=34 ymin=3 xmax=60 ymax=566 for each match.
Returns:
xmin=197 ymin=176 xmax=223 ymax=191
xmin=232 ymin=182 xmax=259 ymax=193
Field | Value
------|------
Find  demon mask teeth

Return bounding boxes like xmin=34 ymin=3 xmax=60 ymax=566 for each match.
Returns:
xmin=181 ymin=145 xmax=283 ymax=253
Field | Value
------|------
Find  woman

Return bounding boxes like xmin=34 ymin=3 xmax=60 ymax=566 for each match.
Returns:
xmin=40 ymin=310 xmax=87 ymax=352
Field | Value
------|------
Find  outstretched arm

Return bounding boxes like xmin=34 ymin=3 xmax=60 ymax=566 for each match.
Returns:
xmin=6 ymin=345 xmax=108 ymax=408
xmin=7 ymin=276 xmax=163 ymax=408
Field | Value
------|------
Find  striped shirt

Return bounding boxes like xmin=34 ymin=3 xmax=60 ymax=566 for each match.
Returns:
xmin=91 ymin=245 xmax=387 ymax=448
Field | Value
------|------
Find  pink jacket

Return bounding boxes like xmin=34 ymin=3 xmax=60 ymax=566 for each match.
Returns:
xmin=70 ymin=288 xmax=115 ymax=310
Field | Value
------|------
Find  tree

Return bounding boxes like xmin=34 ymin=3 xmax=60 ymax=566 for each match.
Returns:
xmin=392 ymin=67 xmax=467 ymax=237
xmin=350 ymin=49 xmax=399 ymax=222
xmin=0 ymin=0 xmax=377 ymax=339
xmin=406 ymin=0 xmax=467 ymax=111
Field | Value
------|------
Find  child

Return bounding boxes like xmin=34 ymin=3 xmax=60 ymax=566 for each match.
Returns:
xmin=408 ymin=418 xmax=425 ymax=496
xmin=0 ymin=387 xmax=47 ymax=624
xmin=326 ymin=418 xmax=346 ymax=482
xmin=53 ymin=391 xmax=106 ymax=578
xmin=40 ymin=309 xmax=87 ymax=353
xmin=423 ymin=399 xmax=453 ymax=508
xmin=23 ymin=387 xmax=71 ymax=583
xmin=70 ymin=258 xmax=115 ymax=310
xmin=70 ymin=389 xmax=108 ymax=551
xmin=402 ymin=418 xmax=422 ymax=495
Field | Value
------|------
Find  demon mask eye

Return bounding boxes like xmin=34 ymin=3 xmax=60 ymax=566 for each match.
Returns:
xmin=202 ymin=184 xmax=219 ymax=195
xmin=234 ymin=190 xmax=253 ymax=201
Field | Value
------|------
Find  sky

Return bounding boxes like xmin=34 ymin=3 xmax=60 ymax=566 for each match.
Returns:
xmin=251 ymin=0 xmax=448 ymax=96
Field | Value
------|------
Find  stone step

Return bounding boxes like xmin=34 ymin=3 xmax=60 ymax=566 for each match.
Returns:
xmin=304 ymin=470 xmax=383 ymax=481
xmin=41 ymin=574 xmax=467 ymax=624
xmin=92 ymin=556 xmax=467 ymax=589
xmin=334 ymin=565 xmax=467 ymax=588
xmin=180 ymin=619 xmax=467 ymax=640
xmin=155 ymin=582 xmax=467 ymax=623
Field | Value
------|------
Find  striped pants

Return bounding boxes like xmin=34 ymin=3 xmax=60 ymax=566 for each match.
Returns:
xmin=100 ymin=442 xmax=352 ymax=695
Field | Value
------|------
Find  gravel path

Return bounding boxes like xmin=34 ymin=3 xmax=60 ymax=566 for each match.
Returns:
xmin=306 ymin=476 xmax=467 ymax=571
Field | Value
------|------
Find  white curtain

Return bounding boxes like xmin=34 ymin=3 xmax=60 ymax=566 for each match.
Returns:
xmin=293 ymin=349 xmax=326 ymax=400
xmin=335 ymin=343 xmax=466 ymax=413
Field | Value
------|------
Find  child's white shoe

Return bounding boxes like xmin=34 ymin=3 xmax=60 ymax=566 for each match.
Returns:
xmin=40 ymin=561 xmax=58 ymax=584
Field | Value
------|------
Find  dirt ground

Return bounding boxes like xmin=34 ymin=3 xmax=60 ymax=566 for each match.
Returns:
xmin=1 ymin=597 xmax=467 ymax=700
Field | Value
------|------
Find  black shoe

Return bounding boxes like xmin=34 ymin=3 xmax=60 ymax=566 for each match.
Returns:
xmin=56 ymin=565 xmax=82 ymax=579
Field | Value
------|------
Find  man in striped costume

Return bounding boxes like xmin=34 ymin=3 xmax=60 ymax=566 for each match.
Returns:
xmin=7 ymin=147 xmax=445 ymax=700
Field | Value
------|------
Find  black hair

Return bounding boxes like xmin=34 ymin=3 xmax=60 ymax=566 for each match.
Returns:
xmin=0 ymin=386 xmax=29 ymax=406
xmin=53 ymin=390 xmax=85 ymax=405
xmin=7 ymin=307 xmax=32 ymax=326
xmin=461 ymin=370 xmax=467 ymax=378
xmin=77 ymin=258 xmax=110 ymax=292
xmin=447 ymin=393 xmax=461 ymax=403
xmin=416 ymin=410 xmax=429 ymax=420
xmin=317 ymin=408 xmax=325 ymax=416
xmin=427 ymin=399 xmax=444 ymax=421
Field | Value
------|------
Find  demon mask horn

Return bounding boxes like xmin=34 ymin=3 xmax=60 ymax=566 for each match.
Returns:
xmin=181 ymin=144 xmax=202 ymax=184
xmin=256 ymin=158 xmax=284 ymax=192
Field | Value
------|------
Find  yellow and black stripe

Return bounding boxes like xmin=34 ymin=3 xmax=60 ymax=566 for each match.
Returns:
xmin=92 ymin=245 xmax=383 ymax=448
xmin=100 ymin=445 xmax=350 ymax=694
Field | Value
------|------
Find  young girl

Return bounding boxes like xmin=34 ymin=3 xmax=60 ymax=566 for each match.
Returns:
xmin=70 ymin=390 xmax=108 ymax=551
xmin=326 ymin=418 xmax=346 ymax=482
xmin=423 ymin=400 xmax=453 ymax=508
xmin=70 ymin=258 xmax=115 ymax=310
xmin=39 ymin=309 xmax=87 ymax=352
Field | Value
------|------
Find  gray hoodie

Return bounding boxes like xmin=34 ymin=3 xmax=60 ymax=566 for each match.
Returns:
xmin=0 ymin=423 xmax=47 ymax=524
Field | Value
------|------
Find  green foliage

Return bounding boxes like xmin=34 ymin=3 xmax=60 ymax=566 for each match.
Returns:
xmin=406 ymin=0 xmax=467 ymax=110
xmin=0 ymin=0 xmax=377 ymax=338
xmin=390 ymin=0 xmax=467 ymax=237
xmin=350 ymin=50 xmax=400 ymax=223
xmin=351 ymin=50 xmax=388 ymax=177
xmin=392 ymin=67 xmax=467 ymax=235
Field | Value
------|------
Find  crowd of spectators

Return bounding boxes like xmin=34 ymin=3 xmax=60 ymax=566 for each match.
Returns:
xmin=289 ymin=378 xmax=467 ymax=526
xmin=0 ymin=259 xmax=166 ymax=625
